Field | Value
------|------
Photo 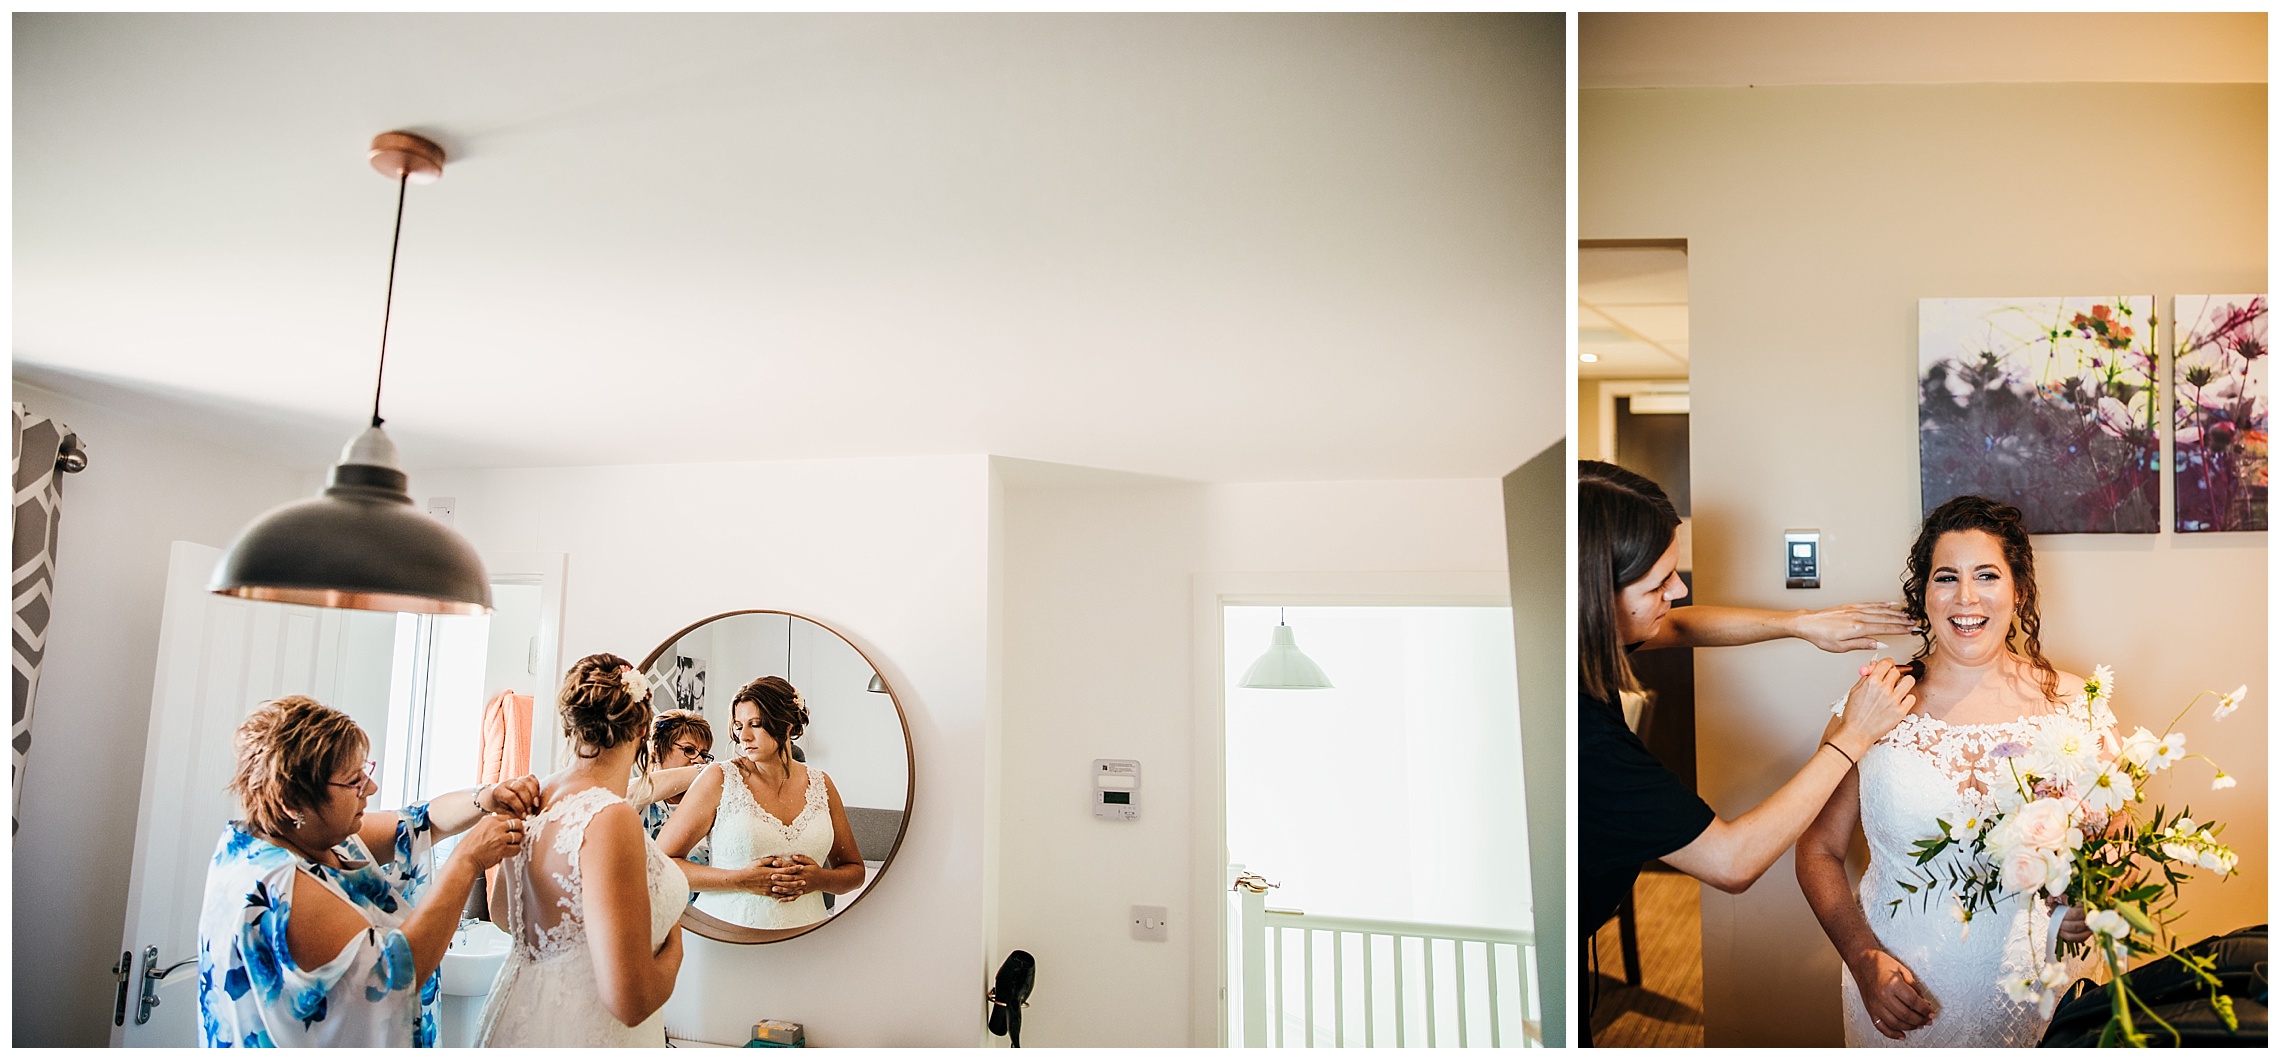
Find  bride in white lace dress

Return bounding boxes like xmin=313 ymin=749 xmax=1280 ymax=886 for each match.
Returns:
xmin=477 ymin=655 xmax=687 ymax=1047
xmin=658 ymin=676 xmax=866 ymax=931
xmin=1799 ymin=498 xmax=2097 ymax=1047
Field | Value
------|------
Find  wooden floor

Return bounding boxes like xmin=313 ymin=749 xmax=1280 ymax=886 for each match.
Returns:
xmin=1587 ymin=870 xmax=1704 ymax=1048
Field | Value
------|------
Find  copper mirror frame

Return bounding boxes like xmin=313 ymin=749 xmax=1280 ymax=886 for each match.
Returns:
xmin=637 ymin=609 xmax=915 ymax=945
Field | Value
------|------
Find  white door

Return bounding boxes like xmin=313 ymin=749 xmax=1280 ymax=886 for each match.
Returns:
xmin=109 ymin=542 xmax=396 ymax=1046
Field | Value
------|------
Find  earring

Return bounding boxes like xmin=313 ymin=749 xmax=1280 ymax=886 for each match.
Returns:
xmin=287 ymin=811 xmax=305 ymax=828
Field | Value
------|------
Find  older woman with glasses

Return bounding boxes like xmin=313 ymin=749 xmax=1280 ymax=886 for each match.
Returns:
xmin=632 ymin=709 xmax=713 ymax=859
xmin=197 ymin=695 xmax=540 ymax=1048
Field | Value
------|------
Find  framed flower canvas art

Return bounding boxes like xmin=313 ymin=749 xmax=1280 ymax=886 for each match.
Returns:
xmin=2173 ymin=294 xmax=2268 ymax=533
xmin=1918 ymin=297 xmax=2159 ymax=534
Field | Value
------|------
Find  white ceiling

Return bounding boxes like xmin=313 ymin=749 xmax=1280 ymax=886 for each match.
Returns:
xmin=1577 ymin=246 xmax=1684 ymax=380
xmin=14 ymin=13 xmax=1563 ymax=482
xmin=1581 ymin=12 xmax=2267 ymax=89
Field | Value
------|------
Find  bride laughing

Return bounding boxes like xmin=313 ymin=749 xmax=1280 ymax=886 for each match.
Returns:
xmin=1797 ymin=497 xmax=2095 ymax=1047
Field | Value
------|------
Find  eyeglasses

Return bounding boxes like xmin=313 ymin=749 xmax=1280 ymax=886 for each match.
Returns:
xmin=674 ymin=744 xmax=714 ymax=763
xmin=329 ymin=760 xmax=379 ymax=791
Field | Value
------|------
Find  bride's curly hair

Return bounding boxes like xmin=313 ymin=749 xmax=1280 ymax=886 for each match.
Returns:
xmin=1901 ymin=495 xmax=2058 ymax=703
xmin=560 ymin=652 xmax=654 ymax=773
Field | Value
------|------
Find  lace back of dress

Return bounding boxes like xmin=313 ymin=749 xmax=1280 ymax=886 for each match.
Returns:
xmin=511 ymin=786 xmax=617 ymax=957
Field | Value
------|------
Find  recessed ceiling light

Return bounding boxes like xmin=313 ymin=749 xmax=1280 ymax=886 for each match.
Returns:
xmin=1579 ymin=353 xmax=1600 ymax=363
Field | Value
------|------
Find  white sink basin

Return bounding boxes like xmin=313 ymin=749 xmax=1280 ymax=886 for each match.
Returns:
xmin=441 ymin=921 xmax=511 ymax=997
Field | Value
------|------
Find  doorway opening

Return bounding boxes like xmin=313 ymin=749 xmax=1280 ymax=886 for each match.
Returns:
xmin=1221 ymin=604 xmax=1534 ymax=1047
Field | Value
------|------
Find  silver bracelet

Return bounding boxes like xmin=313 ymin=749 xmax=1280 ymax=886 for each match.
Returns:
xmin=473 ymin=783 xmax=494 ymax=813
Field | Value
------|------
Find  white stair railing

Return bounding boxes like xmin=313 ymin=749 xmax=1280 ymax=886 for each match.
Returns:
xmin=1236 ymin=884 xmax=1537 ymax=1048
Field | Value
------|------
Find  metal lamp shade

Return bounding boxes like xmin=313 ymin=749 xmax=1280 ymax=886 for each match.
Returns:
xmin=211 ymin=458 xmax=491 ymax=616
xmin=1238 ymin=623 xmax=1333 ymax=690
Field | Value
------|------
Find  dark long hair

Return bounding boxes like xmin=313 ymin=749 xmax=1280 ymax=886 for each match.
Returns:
xmin=1579 ymin=461 xmax=1681 ymax=703
xmin=1902 ymin=495 xmax=2058 ymax=703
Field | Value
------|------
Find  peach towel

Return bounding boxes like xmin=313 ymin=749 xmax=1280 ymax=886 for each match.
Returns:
xmin=479 ymin=690 xmax=534 ymax=899
xmin=480 ymin=690 xmax=534 ymax=785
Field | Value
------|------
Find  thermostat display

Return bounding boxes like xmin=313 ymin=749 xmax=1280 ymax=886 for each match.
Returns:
xmin=1785 ymin=530 xmax=1821 ymax=590
xmin=1093 ymin=759 xmax=1140 ymax=820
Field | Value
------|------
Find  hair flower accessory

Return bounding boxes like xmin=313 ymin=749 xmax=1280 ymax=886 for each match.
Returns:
xmin=621 ymin=668 xmax=651 ymax=701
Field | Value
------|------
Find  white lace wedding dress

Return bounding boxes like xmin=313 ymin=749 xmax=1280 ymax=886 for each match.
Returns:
xmin=475 ymin=786 xmax=689 ymax=1047
xmin=694 ymin=763 xmax=835 ymax=930
xmin=1840 ymin=698 xmax=2105 ymax=1048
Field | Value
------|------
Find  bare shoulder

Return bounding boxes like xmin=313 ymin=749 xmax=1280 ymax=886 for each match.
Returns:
xmin=581 ymin=799 xmax=642 ymax=848
xmin=2050 ymin=667 xmax=2089 ymax=702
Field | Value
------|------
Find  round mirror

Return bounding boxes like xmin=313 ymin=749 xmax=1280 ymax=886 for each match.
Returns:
xmin=637 ymin=610 xmax=912 ymax=943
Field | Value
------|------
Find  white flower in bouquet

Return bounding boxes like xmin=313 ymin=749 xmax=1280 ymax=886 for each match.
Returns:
xmin=2147 ymin=732 xmax=2188 ymax=772
xmin=2213 ymin=684 xmax=2249 ymax=721
xmin=2085 ymin=907 xmax=2132 ymax=941
xmin=2115 ymin=726 xmax=2160 ymax=769
xmin=2079 ymin=766 xmax=2135 ymax=815
xmin=2211 ymin=771 xmax=2236 ymax=790
xmin=2085 ymin=664 xmax=2115 ymax=706
xmin=1988 ymin=776 xmax=2030 ymax=814
xmin=2002 ymin=798 xmax=2077 ymax=853
xmin=2029 ymin=717 xmax=2101 ymax=787
xmin=1998 ymin=844 xmax=2052 ymax=894
xmin=2001 ymin=961 xmax=2074 ymax=1018
xmin=2202 ymin=848 xmax=2238 ymax=876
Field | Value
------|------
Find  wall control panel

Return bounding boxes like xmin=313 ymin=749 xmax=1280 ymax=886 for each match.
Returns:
xmin=1092 ymin=759 xmax=1140 ymax=820
xmin=1785 ymin=529 xmax=1821 ymax=589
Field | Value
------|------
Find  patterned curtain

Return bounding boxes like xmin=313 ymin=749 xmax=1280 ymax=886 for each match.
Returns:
xmin=13 ymin=403 xmax=83 ymax=839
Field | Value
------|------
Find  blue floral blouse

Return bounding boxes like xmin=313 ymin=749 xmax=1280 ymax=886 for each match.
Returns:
xmin=195 ymin=805 xmax=440 ymax=1048
xmin=641 ymin=797 xmax=709 ymax=866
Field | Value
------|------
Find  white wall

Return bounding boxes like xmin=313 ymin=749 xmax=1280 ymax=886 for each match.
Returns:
xmin=10 ymin=380 xmax=321 ymax=1047
xmin=417 ymin=454 xmax=991 ymax=1047
xmin=994 ymin=471 xmax=1510 ymax=1046
xmin=1583 ymin=81 xmax=2267 ymax=1046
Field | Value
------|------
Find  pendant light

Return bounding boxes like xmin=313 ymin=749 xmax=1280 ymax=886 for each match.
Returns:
xmin=209 ymin=132 xmax=492 ymax=615
xmin=1238 ymin=608 xmax=1332 ymax=690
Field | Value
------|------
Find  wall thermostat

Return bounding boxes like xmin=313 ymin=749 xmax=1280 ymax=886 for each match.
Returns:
xmin=1785 ymin=529 xmax=1821 ymax=589
xmin=1092 ymin=759 xmax=1139 ymax=820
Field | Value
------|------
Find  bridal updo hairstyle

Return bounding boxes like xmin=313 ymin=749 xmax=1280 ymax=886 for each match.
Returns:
xmin=561 ymin=652 xmax=654 ymax=772
xmin=732 ymin=675 xmax=808 ymax=775
xmin=1579 ymin=460 xmax=1682 ymax=704
xmin=1902 ymin=495 xmax=2059 ymax=703
xmin=229 ymin=695 xmax=366 ymax=837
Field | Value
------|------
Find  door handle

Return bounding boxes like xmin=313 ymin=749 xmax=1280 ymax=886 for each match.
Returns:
xmin=136 ymin=946 xmax=198 ymax=1026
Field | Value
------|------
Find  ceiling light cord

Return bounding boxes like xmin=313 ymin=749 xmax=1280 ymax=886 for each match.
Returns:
xmin=371 ymin=169 xmax=410 ymax=429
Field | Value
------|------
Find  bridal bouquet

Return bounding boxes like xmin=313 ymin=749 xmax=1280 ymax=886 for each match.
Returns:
xmin=1896 ymin=667 xmax=2247 ymax=1046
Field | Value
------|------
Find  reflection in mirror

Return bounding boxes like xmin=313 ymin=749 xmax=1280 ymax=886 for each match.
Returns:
xmin=636 ymin=612 xmax=911 ymax=943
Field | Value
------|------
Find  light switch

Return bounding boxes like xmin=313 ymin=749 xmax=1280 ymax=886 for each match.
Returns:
xmin=1130 ymin=905 xmax=1168 ymax=942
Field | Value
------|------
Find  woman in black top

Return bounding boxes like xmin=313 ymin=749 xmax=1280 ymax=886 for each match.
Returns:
xmin=1577 ymin=463 xmax=1919 ymax=1023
